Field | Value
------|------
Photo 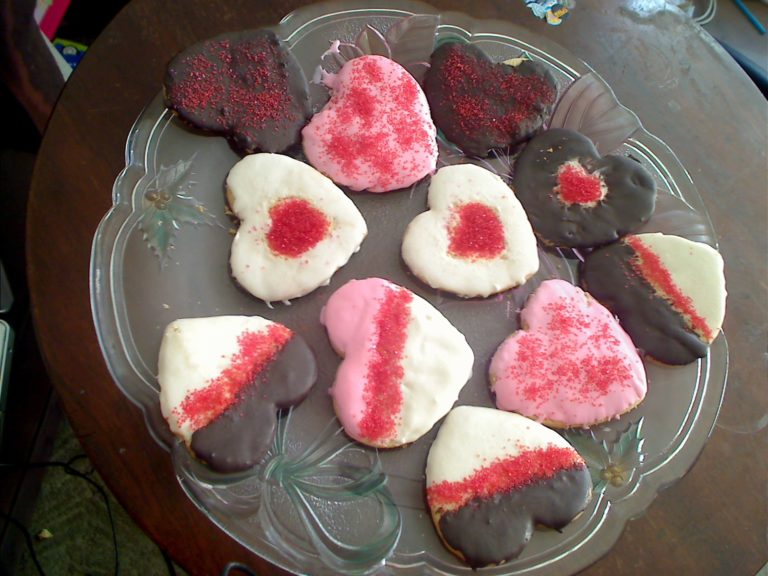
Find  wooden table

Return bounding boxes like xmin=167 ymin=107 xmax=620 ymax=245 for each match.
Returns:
xmin=26 ymin=1 xmax=767 ymax=574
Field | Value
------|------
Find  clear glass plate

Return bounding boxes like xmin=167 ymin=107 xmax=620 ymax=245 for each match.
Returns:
xmin=90 ymin=1 xmax=728 ymax=574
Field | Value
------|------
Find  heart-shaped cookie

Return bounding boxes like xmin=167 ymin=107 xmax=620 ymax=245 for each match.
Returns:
xmin=321 ymin=278 xmax=474 ymax=448
xmin=402 ymin=164 xmax=539 ymax=298
xmin=490 ymin=279 xmax=647 ymax=428
xmin=580 ymin=233 xmax=726 ymax=365
xmin=164 ymin=29 xmax=311 ymax=154
xmin=423 ymin=42 xmax=558 ymax=157
xmin=302 ymin=55 xmax=438 ymax=192
xmin=426 ymin=406 xmax=592 ymax=568
xmin=227 ymin=153 xmax=367 ymax=303
xmin=158 ymin=315 xmax=317 ymax=473
xmin=513 ymin=128 xmax=657 ymax=249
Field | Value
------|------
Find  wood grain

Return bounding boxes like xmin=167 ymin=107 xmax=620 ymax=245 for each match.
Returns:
xmin=26 ymin=1 xmax=767 ymax=574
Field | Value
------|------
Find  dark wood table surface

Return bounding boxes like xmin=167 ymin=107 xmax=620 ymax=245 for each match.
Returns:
xmin=26 ymin=0 xmax=767 ymax=574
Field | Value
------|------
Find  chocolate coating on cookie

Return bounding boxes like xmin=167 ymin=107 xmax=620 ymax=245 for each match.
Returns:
xmin=514 ymin=128 xmax=656 ymax=248
xmin=164 ymin=29 xmax=311 ymax=154
xmin=191 ymin=335 xmax=317 ymax=472
xmin=580 ymin=241 xmax=708 ymax=364
xmin=423 ymin=42 xmax=558 ymax=157
xmin=438 ymin=466 xmax=592 ymax=568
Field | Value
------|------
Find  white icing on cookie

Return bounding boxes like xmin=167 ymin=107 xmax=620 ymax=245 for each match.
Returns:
xmin=227 ymin=153 xmax=367 ymax=302
xmin=402 ymin=164 xmax=539 ymax=298
xmin=631 ymin=233 xmax=726 ymax=341
xmin=158 ymin=315 xmax=277 ymax=442
xmin=426 ymin=406 xmax=576 ymax=487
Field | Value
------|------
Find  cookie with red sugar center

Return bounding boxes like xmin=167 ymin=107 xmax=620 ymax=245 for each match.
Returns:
xmin=402 ymin=164 xmax=539 ymax=298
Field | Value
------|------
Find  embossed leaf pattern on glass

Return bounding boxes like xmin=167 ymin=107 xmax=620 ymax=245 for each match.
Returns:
xmin=564 ymin=418 xmax=646 ymax=494
xmin=355 ymin=25 xmax=391 ymax=58
xmin=176 ymin=409 xmax=401 ymax=574
xmin=317 ymin=14 xmax=438 ymax=82
xmin=386 ymin=14 xmax=440 ymax=82
xmin=549 ymin=72 xmax=642 ymax=155
xmin=635 ymin=191 xmax=718 ymax=247
xmin=138 ymin=156 xmax=216 ymax=262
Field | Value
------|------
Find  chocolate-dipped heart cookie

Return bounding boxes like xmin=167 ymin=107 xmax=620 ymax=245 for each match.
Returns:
xmin=426 ymin=406 xmax=592 ymax=568
xmin=164 ymin=29 xmax=311 ymax=154
xmin=513 ymin=128 xmax=656 ymax=249
xmin=580 ymin=233 xmax=726 ymax=365
xmin=158 ymin=316 xmax=317 ymax=473
xmin=423 ymin=42 xmax=558 ymax=157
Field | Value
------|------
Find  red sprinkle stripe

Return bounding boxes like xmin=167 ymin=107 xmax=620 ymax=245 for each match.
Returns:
xmin=359 ymin=286 xmax=413 ymax=442
xmin=176 ymin=324 xmax=292 ymax=431
xmin=427 ymin=445 xmax=583 ymax=510
xmin=626 ymin=236 xmax=713 ymax=340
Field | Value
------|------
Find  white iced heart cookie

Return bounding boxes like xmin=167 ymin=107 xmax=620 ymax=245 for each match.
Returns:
xmin=320 ymin=277 xmax=474 ymax=448
xmin=402 ymin=164 xmax=539 ymax=298
xmin=227 ymin=153 xmax=367 ymax=302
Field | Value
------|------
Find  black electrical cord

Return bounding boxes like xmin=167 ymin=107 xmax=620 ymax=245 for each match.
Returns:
xmin=0 ymin=456 xmax=119 ymax=576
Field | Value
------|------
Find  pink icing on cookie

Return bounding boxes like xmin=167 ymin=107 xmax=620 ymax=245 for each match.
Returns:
xmin=302 ymin=55 xmax=438 ymax=192
xmin=490 ymin=279 xmax=646 ymax=427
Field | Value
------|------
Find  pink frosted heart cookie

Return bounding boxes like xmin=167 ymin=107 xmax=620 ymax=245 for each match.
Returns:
xmin=580 ymin=233 xmax=726 ymax=365
xmin=426 ymin=406 xmax=592 ymax=568
xmin=320 ymin=278 xmax=474 ymax=448
xmin=489 ymin=279 xmax=647 ymax=428
xmin=158 ymin=316 xmax=317 ymax=472
xmin=227 ymin=153 xmax=367 ymax=303
xmin=402 ymin=164 xmax=539 ymax=298
xmin=302 ymin=55 xmax=438 ymax=192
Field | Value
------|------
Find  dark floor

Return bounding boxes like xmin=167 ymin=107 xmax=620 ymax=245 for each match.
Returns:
xmin=0 ymin=1 xmax=765 ymax=576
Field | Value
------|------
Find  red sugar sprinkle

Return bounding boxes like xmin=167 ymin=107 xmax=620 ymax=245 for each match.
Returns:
xmin=176 ymin=324 xmax=292 ymax=431
xmin=427 ymin=446 xmax=583 ymax=509
xmin=509 ymin=297 xmax=634 ymax=406
xmin=626 ymin=237 xmax=712 ymax=339
xmin=448 ymin=202 xmax=506 ymax=260
xmin=556 ymin=162 xmax=605 ymax=205
xmin=320 ymin=57 xmax=433 ymax=188
xmin=359 ymin=287 xmax=413 ymax=442
xmin=170 ymin=36 xmax=293 ymax=136
xmin=441 ymin=48 xmax=556 ymax=143
xmin=266 ymin=198 xmax=330 ymax=258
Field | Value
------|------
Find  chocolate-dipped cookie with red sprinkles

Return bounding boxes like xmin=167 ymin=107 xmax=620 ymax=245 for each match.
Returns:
xmin=426 ymin=406 xmax=592 ymax=568
xmin=158 ymin=315 xmax=317 ymax=473
xmin=423 ymin=42 xmax=558 ymax=157
xmin=164 ymin=29 xmax=311 ymax=154
xmin=580 ymin=233 xmax=726 ymax=365
xmin=513 ymin=128 xmax=656 ymax=249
